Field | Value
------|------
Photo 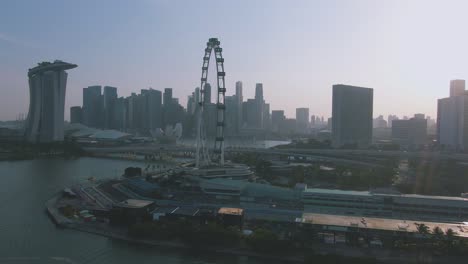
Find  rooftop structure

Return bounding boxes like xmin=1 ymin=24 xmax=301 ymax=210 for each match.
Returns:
xmin=218 ymin=207 xmax=244 ymax=216
xmin=28 ymin=60 xmax=77 ymax=77
xmin=302 ymin=213 xmax=468 ymax=238
xmin=117 ymin=199 xmax=154 ymax=209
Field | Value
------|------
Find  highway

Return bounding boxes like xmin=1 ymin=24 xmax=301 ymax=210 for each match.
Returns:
xmin=84 ymin=144 xmax=468 ymax=162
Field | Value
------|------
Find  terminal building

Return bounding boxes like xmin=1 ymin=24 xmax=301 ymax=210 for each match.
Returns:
xmin=189 ymin=177 xmax=468 ymax=222
xmin=302 ymin=188 xmax=468 ymax=221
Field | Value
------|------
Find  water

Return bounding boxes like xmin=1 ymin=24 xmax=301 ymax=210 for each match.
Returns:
xmin=0 ymin=157 xmax=280 ymax=264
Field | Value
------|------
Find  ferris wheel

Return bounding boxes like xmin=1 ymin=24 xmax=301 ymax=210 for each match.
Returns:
xmin=196 ymin=38 xmax=226 ymax=168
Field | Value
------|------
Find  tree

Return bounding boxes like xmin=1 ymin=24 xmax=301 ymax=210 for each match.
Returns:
xmin=415 ymin=223 xmax=430 ymax=236
xmin=445 ymin=228 xmax=457 ymax=248
xmin=432 ymin=226 xmax=444 ymax=240
xmin=246 ymin=228 xmax=291 ymax=253
xmin=255 ymin=159 xmax=272 ymax=180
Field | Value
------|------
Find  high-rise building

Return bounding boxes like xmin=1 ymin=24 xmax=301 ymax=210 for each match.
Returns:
xmin=82 ymin=85 xmax=102 ymax=128
xmin=194 ymin=87 xmax=200 ymax=106
xmin=187 ymin=95 xmax=195 ymax=115
xmin=163 ymin=88 xmax=173 ymax=106
xmin=225 ymin=95 xmax=238 ymax=136
xmin=70 ymin=106 xmax=82 ymax=124
xmin=332 ymin=84 xmax=373 ymax=148
xmin=235 ymin=81 xmax=243 ymax=131
xmin=296 ymin=108 xmax=310 ymax=133
xmin=254 ymin=83 xmax=264 ymax=129
xmin=203 ymin=83 xmax=212 ymax=105
xmin=310 ymin=115 xmax=316 ymax=127
xmin=392 ymin=117 xmax=427 ymax=147
xmin=126 ymin=93 xmax=136 ymax=130
xmin=243 ymin=99 xmax=258 ymax=129
xmin=437 ymin=80 xmax=468 ymax=150
xmin=114 ymin=97 xmax=126 ymax=130
xmin=283 ymin=118 xmax=297 ymax=135
xmin=236 ymin=81 xmax=243 ymax=102
xmin=24 ymin=60 xmax=77 ymax=142
xmin=263 ymin=103 xmax=271 ymax=131
xmin=145 ymin=89 xmax=163 ymax=130
xmin=255 ymin=83 xmax=263 ymax=101
xmin=103 ymin=86 xmax=118 ymax=129
xmin=271 ymin=110 xmax=285 ymax=133
xmin=450 ymin=79 xmax=465 ymax=97
xmin=387 ymin=115 xmax=398 ymax=127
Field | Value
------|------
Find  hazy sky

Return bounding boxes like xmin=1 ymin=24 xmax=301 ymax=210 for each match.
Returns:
xmin=1 ymin=0 xmax=468 ymax=121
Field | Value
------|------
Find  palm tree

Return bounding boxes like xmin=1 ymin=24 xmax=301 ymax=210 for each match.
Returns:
xmin=432 ymin=226 xmax=444 ymax=239
xmin=445 ymin=228 xmax=457 ymax=248
xmin=415 ymin=223 xmax=430 ymax=236
xmin=445 ymin=228 xmax=456 ymax=238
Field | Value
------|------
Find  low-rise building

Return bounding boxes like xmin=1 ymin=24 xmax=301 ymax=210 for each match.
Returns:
xmin=217 ymin=207 xmax=244 ymax=228
xmin=109 ymin=199 xmax=156 ymax=226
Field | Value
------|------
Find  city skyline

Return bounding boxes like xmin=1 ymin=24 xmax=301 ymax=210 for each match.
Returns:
xmin=3 ymin=0 xmax=468 ymax=120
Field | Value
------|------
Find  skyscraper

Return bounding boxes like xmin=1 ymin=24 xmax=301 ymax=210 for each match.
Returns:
xmin=24 ymin=60 xmax=77 ymax=142
xmin=332 ymin=84 xmax=373 ymax=148
xmin=146 ymin=89 xmax=163 ymax=130
xmin=437 ymin=80 xmax=468 ymax=150
xmin=255 ymin=83 xmax=263 ymax=101
xmin=70 ymin=106 xmax=82 ymax=124
xmin=235 ymin=81 xmax=243 ymax=132
xmin=187 ymin=94 xmax=195 ymax=115
xmin=82 ymin=85 xmax=102 ymax=128
xmin=203 ymin=83 xmax=212 ymax=105
xmin=450 ymin=79 xmax=465 ymax=97
xmin=114 ymin=97 xmax=126 ymax=130
xmin=243 ymin=99 xmax=258 ymax=128
xmin=194 ymin=87 xmax=200 ymax=106
xmin=225 ymin=95 xmax=238 ymax=136
xmin=271 ymin=110 xmax=285 ymax=133
xmin=263 ymin=103 xmax=271 ymax=131
xmin=296 ymin=107 xmax=310 ymax=133
xmin=254 ymin=83 xmax=264 ymax=129
xmin=163 ymin=88 xmax=173 ymax=106
xmin=236 ymin=81 xmax=243 ymax=102
xmin=103 ymin=86 xmax=118 ymax=129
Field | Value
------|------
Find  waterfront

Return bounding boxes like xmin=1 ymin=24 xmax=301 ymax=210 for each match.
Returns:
xmin=0 ymin=157 xmax=282 ymax=264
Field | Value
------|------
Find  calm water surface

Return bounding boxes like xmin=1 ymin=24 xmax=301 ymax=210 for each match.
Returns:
xmin=0 ymin=157 xmax=282 ymax=264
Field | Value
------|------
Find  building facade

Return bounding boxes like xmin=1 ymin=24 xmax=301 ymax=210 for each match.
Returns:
xmin=24 ymin=61 xmax=77 ymax=142
xmin=70 ymin=106 xmax=82 ymax=124
xmin=296 ymin=107 xmax=310 ymax=134
xmin=391 ymin=117 xmax=427 ymax=147
xmin=82 ymin=85 xmax=103 ymax=128
xmin=103 ymin=86 xmax=118 ymax=129
xmin=437 ymin=80 xmax=468 ymax=151
xmin=332 ymin=84 xmax=373 ymax=148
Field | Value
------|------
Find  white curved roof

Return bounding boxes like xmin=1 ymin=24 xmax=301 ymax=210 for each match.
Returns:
xmin=65 ymin=123 xmax=131 ymax=140
xmin=89 ymin=130 xmax=131 ymax=140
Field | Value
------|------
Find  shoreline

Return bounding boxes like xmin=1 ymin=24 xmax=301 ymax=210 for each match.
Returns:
xmin=45 ymin=193 xmax=468 ymax=264
xmin=45 ymin=195 xmax=303 ymax=263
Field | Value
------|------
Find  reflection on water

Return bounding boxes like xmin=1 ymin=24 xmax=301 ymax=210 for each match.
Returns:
xmin=0 ymin=157 xmax=283 ymax=264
